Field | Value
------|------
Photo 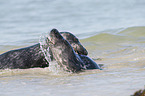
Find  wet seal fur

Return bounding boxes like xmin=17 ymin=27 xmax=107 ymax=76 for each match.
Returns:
xmin=0 ymin=29 xmax=101 ymax=71
xmin=61 ymin=32 xmax=101 ymax=70
xmin=0 ymin=44 xmax=48 ymax=69
xmin=79 ymin=55 xmax=101 ymax=69
xmin=60 ymin=32 xmax=88 ymax=55
xmin=48 ymin=29 xmax=85 ymax=72
xmin=0 ymin=31 xmax=88 ymax=69
xmin=47 ymin=29 xmax=101 ymax=72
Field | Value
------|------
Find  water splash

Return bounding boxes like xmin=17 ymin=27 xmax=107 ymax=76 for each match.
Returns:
xmin=39 ymin=32 xmax=67 ymax=74
xmin=48 ymin=61 xmax=68 ymax=75
xmin=39 ymin=32 xmax=51 ymax=63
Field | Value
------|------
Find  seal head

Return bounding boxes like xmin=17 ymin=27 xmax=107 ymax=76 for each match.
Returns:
xmin=60 ymin=32 xmax=88 ymax=55
xmin=48 ymin=29 xmax=84 ymax=72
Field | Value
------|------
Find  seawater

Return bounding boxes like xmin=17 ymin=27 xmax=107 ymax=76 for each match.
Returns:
xmin=0 ymin=0 xmax=145 ymax=96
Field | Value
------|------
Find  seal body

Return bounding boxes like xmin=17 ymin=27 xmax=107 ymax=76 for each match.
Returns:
xmin=48 ymin=29 xmax=85 ymax=72
xmin=79 ymin=55 xmax=101 ymax=69
xmin=0 ymin=44 xmax=48 ymax=69
xmin=61 ymin=32 xmax=101 ymax=70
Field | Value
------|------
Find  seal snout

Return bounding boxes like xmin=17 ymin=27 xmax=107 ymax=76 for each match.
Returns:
xmin=51 ymin=28 xmax=59 ymax=33
xmin=49 ymin=28 xmax=64 ymax=44
xmin=50 ymin=28 xmax=59 ymax=38
xmin=50 ymin=28 xmax=61 ymax=37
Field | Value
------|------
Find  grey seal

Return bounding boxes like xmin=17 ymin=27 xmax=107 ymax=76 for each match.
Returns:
xmin=0 ymin=31 xmax=88 ymax=69
xmin=48 ymin=29 xmax=85 ymax=72
xmin=47 ymin=29 xmax=101 ymax=72
xmin=61 ymin=32 xmax=101 ymax=70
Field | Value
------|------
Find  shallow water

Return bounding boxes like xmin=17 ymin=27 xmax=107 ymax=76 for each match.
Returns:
xmin=1 ymin=0 xmax=145 ymax=96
